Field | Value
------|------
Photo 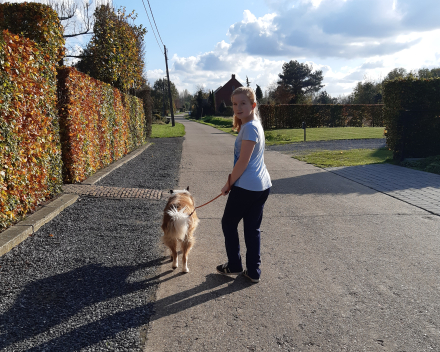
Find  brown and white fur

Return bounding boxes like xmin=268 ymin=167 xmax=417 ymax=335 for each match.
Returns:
xmin=161 ymin=187 xmax=199 ymax=273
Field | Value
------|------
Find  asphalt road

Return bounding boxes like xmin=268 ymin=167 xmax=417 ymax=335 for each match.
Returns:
xmin=2 ymin=117 xmax=440 ymax=352
xmin=145 ymin=116 xmax=440 ymax=352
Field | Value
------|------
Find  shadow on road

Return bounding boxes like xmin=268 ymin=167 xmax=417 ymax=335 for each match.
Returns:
xmin=1 ymin=258 xmax=247 ymax=351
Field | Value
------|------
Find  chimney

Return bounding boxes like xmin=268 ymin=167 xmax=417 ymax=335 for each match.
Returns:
xmin=232 ymin=74 xmax=235 ymax=79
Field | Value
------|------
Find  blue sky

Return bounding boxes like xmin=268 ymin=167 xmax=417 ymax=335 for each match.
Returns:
xmin=8 ymin=0 xmax=440 ymax=97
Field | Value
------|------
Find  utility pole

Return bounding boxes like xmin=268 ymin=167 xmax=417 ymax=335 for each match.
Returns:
xmin=164 ymin=45 xmax=175 ymax=127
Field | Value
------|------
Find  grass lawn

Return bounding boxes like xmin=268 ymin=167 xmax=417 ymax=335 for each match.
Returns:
xmin=294 ymin=148 xmax=394 ymax=168
xmin=186 ymin=116 xmax=385 ymax=143
xmin=186 ymin=116 xmax=237 ymax=135
xmin=400 ymin=156 xmax=440 ymax=175
xmin=265 ymin=127 xmax=385 ymax=145
xmin=151 ymin=122 xmax=185 ymax=138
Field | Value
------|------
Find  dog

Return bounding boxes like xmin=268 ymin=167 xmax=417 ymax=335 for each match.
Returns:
xmin=161 ymin=187 xmax=199 ymax=273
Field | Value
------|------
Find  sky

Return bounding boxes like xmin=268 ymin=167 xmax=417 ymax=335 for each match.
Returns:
xmin=5 ymin=0 xmax=440 ymax=97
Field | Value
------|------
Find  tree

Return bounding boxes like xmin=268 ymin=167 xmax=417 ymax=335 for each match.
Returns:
xmin=273 ymin=84 xmax=294 ymax=104
xmin=208 ymin=90 xmax=216 ymax=115
xmin=314 ymin=91 xmax=337 ymax=104
xmin=151 ymin=78 xmax=178 ymax=114
xmin=47 ymin=0 xmax=94 ymax=39
xmin=75 ymin=4 xmax=147 ymax=91
xmin=179 ymin=89 xmax=193 ymax=110
xmin=418 ymin=67 xmax=440 ymax=79
xmin=218 ymin=101 xmax=226 ymax=114
xmin=351 ymin=81 xmax=382 ymax=104
xmin=255 ymin=85 xmax=263 ymax=104
xmin=384 ymin=67 xmax=408 ymax=81
xmin=190 ymin=87 xmax=208 ymax=119
xmin=246 ymin=76 xmax=251 ymax=87
xmin=277 ymin=60 xmax=324 ymax=104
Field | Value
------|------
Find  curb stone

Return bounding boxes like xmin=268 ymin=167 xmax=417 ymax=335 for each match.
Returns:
xmin=0 ymin=142 xmax=152 ymax=256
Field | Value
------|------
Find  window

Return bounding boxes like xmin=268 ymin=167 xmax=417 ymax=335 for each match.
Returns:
xmin=232 ymin=85 xmax=235 ymax=91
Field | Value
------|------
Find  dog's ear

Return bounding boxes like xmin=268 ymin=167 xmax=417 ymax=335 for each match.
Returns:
xmin=186 ymin=186 xmax=190 ymax=191
xmin=169 ymin=190 xmax=174 ymax=194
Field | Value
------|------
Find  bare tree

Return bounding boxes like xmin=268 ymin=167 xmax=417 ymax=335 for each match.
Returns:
xmin=45 ymin=0 xmax=112 ymax=61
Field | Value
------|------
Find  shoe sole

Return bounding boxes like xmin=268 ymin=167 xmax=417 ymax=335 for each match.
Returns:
xmin=243 ymin=270 xmax=260 ymax=283
xmin=216 ymin=268 xmax=242 ymax=276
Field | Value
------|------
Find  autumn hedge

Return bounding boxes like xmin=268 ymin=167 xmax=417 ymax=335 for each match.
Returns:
xmin=0 ymin=2 xmax=64 ymax=62
xmin=259 ymin=104 xmax=384 ymax=130
xmin=0 ymin=30 xmax=63 ymax=228
xmin=57 ymin=67 xmax=146 ymax=183
xmin=383 ymin=78 xmax=440 ymax=159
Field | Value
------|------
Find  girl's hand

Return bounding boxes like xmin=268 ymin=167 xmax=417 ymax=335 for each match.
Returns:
xmin=221 ymin=182 xmax=230 ymax=196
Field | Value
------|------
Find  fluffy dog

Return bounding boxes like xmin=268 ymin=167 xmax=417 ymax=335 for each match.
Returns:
xmin=161 ymin=187 xmax=199 ymax=273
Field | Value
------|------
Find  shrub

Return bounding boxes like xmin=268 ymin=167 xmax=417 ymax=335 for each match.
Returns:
xmin=259 ymin=104 xmax=384 ymax=130
xmin=57 ymin=67 xmax=146 ymax=183
xmin=0 ymin=2 xmax=64 ymax=62
xmin=0 ymin=30 xmax=63 ymax=229
xmin=383 ymin=78 xmax=440 ymax=159
xmin=223 ymin=106 xmax=233 ymax=117
xmin=218 ymin=101 xmax=226 ymax=114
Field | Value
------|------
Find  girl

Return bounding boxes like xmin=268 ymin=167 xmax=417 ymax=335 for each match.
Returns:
xmin=216 ymin=87 xmax=271 ymax=283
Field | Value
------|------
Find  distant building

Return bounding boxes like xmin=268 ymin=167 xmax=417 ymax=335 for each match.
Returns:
xmin=214 ymin=74 xmax=243 ymax=112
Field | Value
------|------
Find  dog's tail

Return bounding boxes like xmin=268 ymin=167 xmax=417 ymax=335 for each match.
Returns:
xmin=167 ymin=206 xmax=189 ymax=241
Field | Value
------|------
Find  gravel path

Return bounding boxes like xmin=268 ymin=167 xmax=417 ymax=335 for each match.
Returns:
xmin=0 ymin=137 xmax=183 ymax=352
xmin=266 ymin=138 xmax=386 ymax=154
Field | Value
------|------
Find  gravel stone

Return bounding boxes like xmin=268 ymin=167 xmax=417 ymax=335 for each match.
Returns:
xmin=0 ymin=137 xmax=183 ymax=351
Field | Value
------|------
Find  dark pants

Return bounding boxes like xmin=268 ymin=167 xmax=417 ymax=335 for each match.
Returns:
xmin=221 ymin=186 xmax=270 ymax=279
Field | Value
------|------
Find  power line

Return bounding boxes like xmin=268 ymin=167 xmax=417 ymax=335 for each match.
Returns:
xmin=140 ymin=0 xmax=163 ymax=54
xmin=146 ymin=0 xmax=164 ymax=47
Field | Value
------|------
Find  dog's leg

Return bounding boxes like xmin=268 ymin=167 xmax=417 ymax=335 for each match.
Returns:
xmin=170 ymin=243 xmax=178 ymax=269
xmin=163 ymin=237 xmax=178 ymax=269
xmin=181 ymin=239 xmax=194 ymax=273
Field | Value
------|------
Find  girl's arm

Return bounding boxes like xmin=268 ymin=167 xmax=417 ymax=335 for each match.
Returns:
xmin=221 ymin=140 xmax=256 ymax=195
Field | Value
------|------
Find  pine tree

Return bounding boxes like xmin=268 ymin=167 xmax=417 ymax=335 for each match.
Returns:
xmin=255 ymin=85 xmax=263 ymax=104
xmin=246 ymin=76 xmax=251 ymax=87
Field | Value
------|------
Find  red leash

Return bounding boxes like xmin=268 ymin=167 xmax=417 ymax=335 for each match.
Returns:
xmin=189 ymin=174 xmax=231 ymax=216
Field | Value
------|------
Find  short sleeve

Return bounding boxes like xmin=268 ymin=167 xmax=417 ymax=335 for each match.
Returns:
xmin=241 ymin=124 xmax=259 ymax=143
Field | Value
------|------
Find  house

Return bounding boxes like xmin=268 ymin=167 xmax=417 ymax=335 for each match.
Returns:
xmin=214 ymin=74 xmax=243 ymax=112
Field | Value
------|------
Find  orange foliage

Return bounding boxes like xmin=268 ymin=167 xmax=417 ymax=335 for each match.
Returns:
xmin=0 ymin=30 xmax=63 ymax=228
xmin=58 ymin=68 xmax=146 ymax=183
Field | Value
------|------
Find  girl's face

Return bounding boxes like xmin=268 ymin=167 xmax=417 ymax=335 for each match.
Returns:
xmin=232 ymin=93 xmax=256 ymax=122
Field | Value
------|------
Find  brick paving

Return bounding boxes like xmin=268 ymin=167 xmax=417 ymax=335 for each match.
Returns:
xmin=62 ymin=184 xmax=166 ymax=200
xmin=326 ymin=163 xmax=440 ymax=216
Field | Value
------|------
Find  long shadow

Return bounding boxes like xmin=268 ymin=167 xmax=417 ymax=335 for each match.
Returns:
xmin=0 ymin=256 xmax=167 ymax=350
xmin=1 ymin=259 xmax=247 ymax=351
xmin=270 ymin=172 xmax=377 ymax=196
xmin=270 ymin=163 xmax=440 ymax=196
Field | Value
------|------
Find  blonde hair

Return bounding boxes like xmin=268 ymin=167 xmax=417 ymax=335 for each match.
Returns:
xmin=231 ymin=86 xmax=261 ymax=133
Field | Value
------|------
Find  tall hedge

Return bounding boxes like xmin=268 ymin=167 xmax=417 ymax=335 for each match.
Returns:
xmin=0 ymin=2 xmax=64 ymax=62
xmin=383 ymin=78 xmax=440 ymax=159
xmin=0 ymin=30 xmax=63 ymax=229
xmin=259 ymin=104 xmax=384 ymax=130
xmin=57 ymin=67 xmax=146 ymax=183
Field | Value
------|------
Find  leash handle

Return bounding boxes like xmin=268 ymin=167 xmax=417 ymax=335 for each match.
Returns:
xmin=225 ymin=174 xmax=232 ymax=195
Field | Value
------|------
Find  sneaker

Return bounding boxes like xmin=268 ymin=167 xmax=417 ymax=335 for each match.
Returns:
xmin=243 ymin=269 xmax=260 ymax=283
xmin=216 ymin=263 xmax=243 ymax=276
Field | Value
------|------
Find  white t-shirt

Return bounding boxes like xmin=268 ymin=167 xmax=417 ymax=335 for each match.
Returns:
xmin=234 ymin=119 xmax=272 ymax=191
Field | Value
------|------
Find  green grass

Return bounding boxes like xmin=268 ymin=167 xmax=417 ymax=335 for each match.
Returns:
xmin=265 ymin=127 xmax=385 ymax=146
xmin=151 ymin=122 xmax=185 ymax=138
xmin=186 ymin=115 xmax=237 ymax=135
xmin=187 ymin=116 xmax=385 ymax=143
xmin=400 ymin=155 xmax=440 ymax=175
xmin=294 ymin=148 xmax=394 ymax=168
